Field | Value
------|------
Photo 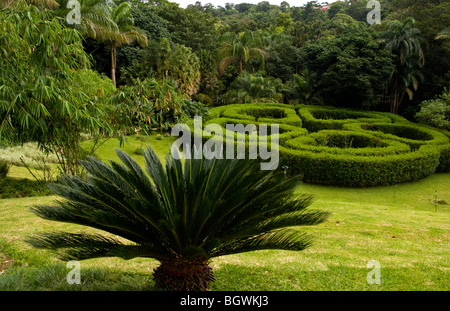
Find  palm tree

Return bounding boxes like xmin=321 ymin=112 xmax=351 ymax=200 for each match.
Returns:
xmin=225 ymin=71 xmax=283 ymax=104
xmin=106 ymin=2 xmax=147 ymax=87
xmin=0 ymin=0 xmax=58 ymax=8
xmin=56 ymin=0 xmax=116 ymax=42
xmin=26 ymin=145 xmax=329 ymax=291
xmin=57 ymin=0 xmax=147 ymax=87
xmin=381 ymin=18 xmax=424 ymax=114
xmin=284 ymin=69 xmax=320 ymax=105
xmin=218 ymin=30 xmax=268 ymax=75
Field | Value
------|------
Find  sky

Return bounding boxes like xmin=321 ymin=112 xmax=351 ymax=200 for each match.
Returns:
xmin=174 ymin=0 xmax=338 ymax=9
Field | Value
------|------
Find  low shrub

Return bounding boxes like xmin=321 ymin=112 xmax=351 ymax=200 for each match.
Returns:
xmin=296 ymin=105 xmax=393 ymax=132
xmin=202 ymin=103 xmax=450 ymax=186
xmin=279 ymin=144 xmax=440 ymax=187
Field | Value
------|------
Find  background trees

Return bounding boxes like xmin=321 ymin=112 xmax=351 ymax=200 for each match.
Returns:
xmin=54 ymin=0 xmax=445 ymax=118
xmin=300 ymin=26 xmax=395 ymax=110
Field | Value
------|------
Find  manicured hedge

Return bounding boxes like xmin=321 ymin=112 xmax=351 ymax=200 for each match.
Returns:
xmin=194 ymin=103 xmax=450 ymax=186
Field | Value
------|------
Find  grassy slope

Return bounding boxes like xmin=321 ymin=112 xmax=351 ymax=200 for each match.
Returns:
xmin=0 ymin=134 xmax=449 ymax=290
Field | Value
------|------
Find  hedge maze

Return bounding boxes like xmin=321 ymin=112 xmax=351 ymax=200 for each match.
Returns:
xmin=204 ymin=103 xmax=450 ymax=187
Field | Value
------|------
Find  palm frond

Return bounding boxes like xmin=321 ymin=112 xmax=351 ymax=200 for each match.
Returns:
xmin=210 ymin=228 xmax=313 ymax=257
xmin=25 ymin=232 xmax=169 ymax=261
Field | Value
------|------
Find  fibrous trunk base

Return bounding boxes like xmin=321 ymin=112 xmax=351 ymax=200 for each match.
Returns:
xmin=153 ymin=257 xmax=215 ymax=291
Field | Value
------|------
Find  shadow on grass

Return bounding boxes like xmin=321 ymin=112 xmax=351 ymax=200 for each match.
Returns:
xmin=0 ymin=177 xmax=53 ymax=199
xmin=0 ymin=263 xmax=157 ymax=291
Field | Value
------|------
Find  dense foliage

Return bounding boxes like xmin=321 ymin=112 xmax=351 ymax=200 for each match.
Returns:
xmin=205 ymin=103 xmax=450 ymax=186
xmin=95 ymin=0 xmax=449 ymax=117
xmin=0 ymin=2 xmax=110 ymax=175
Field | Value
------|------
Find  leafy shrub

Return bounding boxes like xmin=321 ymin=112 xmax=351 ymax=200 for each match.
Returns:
xmin=108 ymin=78 xmax=187 ymax=135
xmin=205 ymin=103 xmax=450 ymax=186
xmin=223 ymin=72 xmax=283 ymax=105
xmin=280 ymin=144 xmax=441 ymax=187
xmin=181 ymin=100 xmax=209 ymax=119
xmin=415 ymin=89 xmax=450 ymax=130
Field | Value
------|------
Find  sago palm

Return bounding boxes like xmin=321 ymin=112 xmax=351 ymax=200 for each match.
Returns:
xmin=26 ymin=146 xmax=329 ymax=291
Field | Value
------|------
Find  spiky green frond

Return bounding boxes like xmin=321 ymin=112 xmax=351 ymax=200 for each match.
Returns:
xmin=28 ymin=145 xmax=329 ymax=262
xmin=25 ymin=232 xmax=169 ymax=261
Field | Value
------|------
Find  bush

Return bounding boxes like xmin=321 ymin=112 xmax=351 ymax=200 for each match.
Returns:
xmin=204 ymin=103 xmax=450 ymax=186
xmin=415 ymin=89 xmax=450 ymax=131
xmin=280 ymin=144 xmax=441 ymax=187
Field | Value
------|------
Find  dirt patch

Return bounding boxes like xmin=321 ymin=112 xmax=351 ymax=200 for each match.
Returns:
xmin=0 ymin=252 xmax=14 ymax=274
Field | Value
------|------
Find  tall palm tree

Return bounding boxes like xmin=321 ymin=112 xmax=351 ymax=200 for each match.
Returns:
xmin=218 ymin=30 xmax=268 ymax=75
xmin=26 ymin=145 xmax=329 ymax=291
xmin=56 ymin=0 xmax=147 ymax=87
xmin=382 ymin=18 xmax=424 ymax=114
xmin=104 ymin=1 xmax=147 ymax=87
xmin=56 ymin=0 xmax=116 ymax=42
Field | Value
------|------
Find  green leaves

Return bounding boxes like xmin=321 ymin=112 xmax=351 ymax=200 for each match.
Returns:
xmin=0 ymin=2 xmax=112 ymax=175
xmin=28 ymin=145 xmax=329 ymax=263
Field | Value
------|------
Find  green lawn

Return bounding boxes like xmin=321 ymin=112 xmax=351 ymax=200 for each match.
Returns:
xmin=0 ymin=134 xmax=449 ymax=291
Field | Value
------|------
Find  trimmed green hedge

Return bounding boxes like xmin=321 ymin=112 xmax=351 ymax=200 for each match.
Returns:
xmin=195 ymin=103 xmax=450 ymax=186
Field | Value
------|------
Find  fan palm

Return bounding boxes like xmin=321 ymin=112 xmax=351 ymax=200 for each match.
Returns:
xmin=26 ymin=145 xmax=329 ymax=291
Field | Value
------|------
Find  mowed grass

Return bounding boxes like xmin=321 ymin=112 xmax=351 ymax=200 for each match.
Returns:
xmin=0 ymin=134 xmax=449 ymax=290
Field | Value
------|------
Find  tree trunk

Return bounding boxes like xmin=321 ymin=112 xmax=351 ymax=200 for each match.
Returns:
xmin=390 ymin=79 xmax=399 ymax=114
xmin=153 ymin=256 xmax=215 ymax=291
xmin=111 ymin=46 xmax=117 ymax=87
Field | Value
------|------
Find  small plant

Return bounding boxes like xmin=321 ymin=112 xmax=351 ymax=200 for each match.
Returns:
xmin=26 ymin=145 xmax=329 ymax=291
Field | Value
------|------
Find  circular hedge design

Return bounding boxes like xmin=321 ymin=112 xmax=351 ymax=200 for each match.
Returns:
xmin=203 ymin=103 xmax=450 ymax=187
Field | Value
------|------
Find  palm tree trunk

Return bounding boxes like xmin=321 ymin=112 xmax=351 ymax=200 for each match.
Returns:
xmin=390 ymin=79 xmax=399 ymax=114
xmin=111 ymin=46 xmax=117 ymax=87
xmin=153 ymin=256 xmax=215 ymax=291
